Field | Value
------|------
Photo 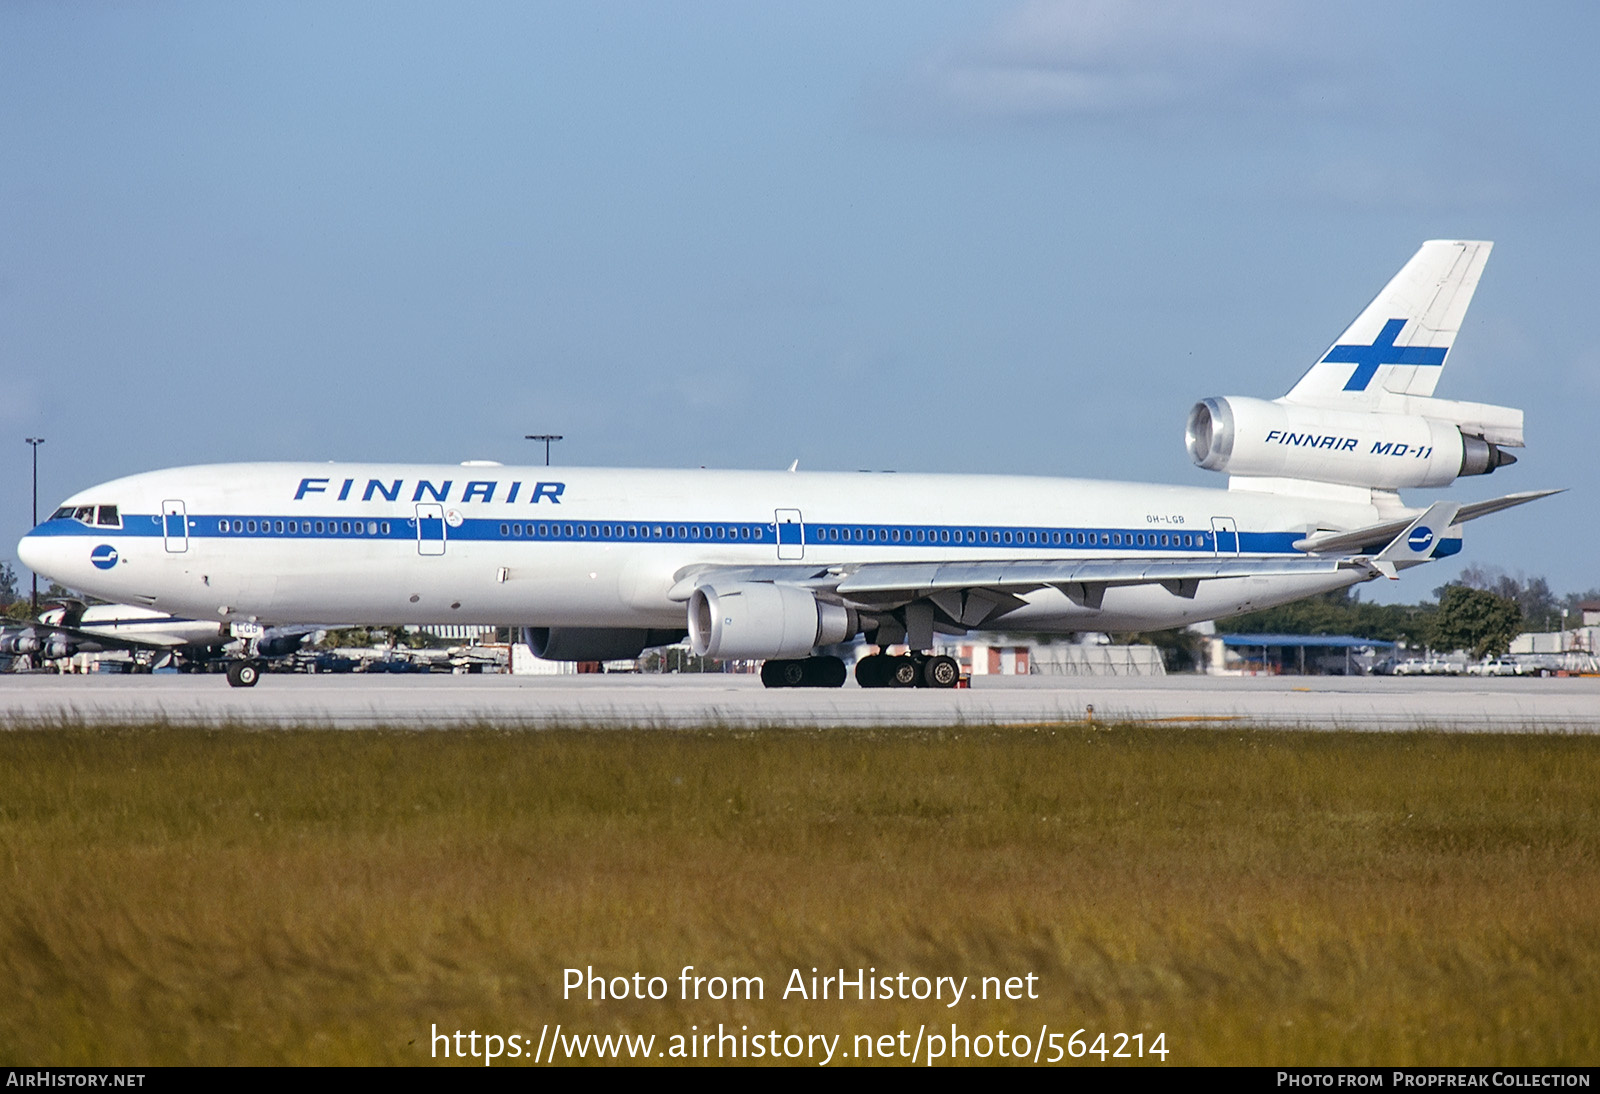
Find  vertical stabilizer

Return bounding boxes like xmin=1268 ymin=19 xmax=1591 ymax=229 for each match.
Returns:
xmin=1284 ymin=240 xmax=1492 ymax=410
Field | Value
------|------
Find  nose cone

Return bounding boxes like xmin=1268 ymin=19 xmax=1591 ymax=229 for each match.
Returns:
xmin=17 ymin=528 xmax=49 ymax=576
xmin=18 ymin=524 xmax=84 ymax=591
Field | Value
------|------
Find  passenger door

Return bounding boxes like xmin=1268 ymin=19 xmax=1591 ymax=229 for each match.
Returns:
xmin=776 ymin=509 xmax=804 ymax=560
xmin=416 ymin=503 xmax=446 ymax=556
xmin=162 ymin=500 xmax=188 ymax=554
xmin=1210 ymin=516 xmax=1239 ymax=556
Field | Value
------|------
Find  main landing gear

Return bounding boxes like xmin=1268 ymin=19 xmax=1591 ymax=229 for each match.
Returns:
xmin=854 ymin=652 xmax=961 ymax=689
xmin=759 ymin=652 xmax=962 ymax=689
xmin=225 ymin=660 xmax=261 ymax=688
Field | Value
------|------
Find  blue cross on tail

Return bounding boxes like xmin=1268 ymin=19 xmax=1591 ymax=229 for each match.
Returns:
xmin=1321 ymin=318 xmax=1448 ymax=392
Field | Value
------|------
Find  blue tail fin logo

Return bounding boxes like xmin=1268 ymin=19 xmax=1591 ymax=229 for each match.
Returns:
xmin=1322 ymin=318 xmax=1448 ymax=392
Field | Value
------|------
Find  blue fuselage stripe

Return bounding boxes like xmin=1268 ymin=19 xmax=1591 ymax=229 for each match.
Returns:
xmin=30 ymin=514 xmax=1312 ymax=555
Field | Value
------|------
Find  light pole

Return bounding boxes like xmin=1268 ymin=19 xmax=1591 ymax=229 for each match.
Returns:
xmin=524 ymin=434 xmax=563 ymax=466
xmin=25 ymin=437 xmax=43 ymax=613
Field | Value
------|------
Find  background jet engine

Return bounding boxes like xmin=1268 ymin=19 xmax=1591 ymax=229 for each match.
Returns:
xmin=521 ymin=626 xmax=687 ymax=662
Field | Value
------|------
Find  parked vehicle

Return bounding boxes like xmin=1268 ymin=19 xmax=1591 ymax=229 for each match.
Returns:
xmin=1394 ymin=658 xmax=1464 ymax=676
xmin=1469 ymin=657 xmax=1527 ymax=677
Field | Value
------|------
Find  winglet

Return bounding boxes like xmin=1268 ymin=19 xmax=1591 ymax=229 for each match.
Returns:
xmin=1371 ymin=501 xmax=1461 ymax=578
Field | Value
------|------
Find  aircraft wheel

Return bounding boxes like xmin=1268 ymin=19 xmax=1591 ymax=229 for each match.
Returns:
xmin=886 ymin=656 xmax=919 ymax=688
xmin=807 ymin=656 xmax=848 ymax=688
xmin=761 ymin=659 xmax=807 ymax=688
xmin=226 ymin=660 xmax=260 ymax=688
xmin=763 ymin=657 xmax=849 ymax=688
xmin=854 ymin=654 xmax=888 ymax=688
xmin=921 ymin=655 xmax=960 ymax=689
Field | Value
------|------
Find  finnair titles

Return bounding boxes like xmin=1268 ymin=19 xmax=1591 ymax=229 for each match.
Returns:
xmin=19 ymin=241 xmax=1557 ymax=689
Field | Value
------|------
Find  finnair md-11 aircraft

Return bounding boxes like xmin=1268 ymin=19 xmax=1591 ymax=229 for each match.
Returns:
xmin=19 ymin=241 xmax=1555 ymax=688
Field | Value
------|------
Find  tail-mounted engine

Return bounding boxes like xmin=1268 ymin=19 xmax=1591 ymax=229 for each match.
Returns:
xmin=1186 ymin=396 xmax=1519 ymax=490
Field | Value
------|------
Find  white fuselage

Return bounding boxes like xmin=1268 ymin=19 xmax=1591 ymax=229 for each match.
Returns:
xmin=18 ymin=462 xmax=1387 ymax=636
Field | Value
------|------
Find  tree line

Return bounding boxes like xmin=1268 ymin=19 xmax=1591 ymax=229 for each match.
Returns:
xmin=1218 ymin=566 xmax=1598 ymax=660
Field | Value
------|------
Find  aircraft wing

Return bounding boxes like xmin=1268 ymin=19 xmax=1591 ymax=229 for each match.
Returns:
xmin=667 ymin=490 xmax=1532 ymax=630
xmin=1293 ymin=489 xmax=1562 ymax=555
xmin=671 ymin=554 xmax=1377 ymax=624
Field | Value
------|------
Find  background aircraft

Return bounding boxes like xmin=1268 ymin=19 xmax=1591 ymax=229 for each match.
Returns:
xmin=0 ymin=600 xmax=318 ymax=673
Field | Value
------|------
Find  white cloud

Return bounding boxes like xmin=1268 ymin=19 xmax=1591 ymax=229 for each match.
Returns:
xmin=907 ymin=0 xmax=1344 ymax=121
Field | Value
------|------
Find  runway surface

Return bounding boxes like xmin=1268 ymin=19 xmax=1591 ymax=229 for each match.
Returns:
xmin=2 ymin=671 xmax=1597 ymax=730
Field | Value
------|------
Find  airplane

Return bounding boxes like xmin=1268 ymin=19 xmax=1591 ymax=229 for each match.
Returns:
xmin=0 ymin=597 xmax=320 ymax=674
xmin=16 ymin=240 xmax=1557 ymax=689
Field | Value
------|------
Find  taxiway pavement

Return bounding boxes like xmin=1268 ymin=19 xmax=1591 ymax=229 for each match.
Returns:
xmin=1 ymin=672 xmax=1596 ymax=730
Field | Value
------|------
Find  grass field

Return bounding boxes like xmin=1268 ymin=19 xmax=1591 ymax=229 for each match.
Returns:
xmin=1 ymin=721 xmax=1597 ymax=1066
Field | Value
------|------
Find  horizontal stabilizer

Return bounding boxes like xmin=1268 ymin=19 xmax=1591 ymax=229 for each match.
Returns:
xmin=1372 ymin=501 xmax=1461 ymax=579
xmin=1294 ymin=489 xmax=1562 ymax=555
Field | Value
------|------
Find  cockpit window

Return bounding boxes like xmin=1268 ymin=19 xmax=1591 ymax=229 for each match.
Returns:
xmin=48 ymin=504 xmax=121 ymax=527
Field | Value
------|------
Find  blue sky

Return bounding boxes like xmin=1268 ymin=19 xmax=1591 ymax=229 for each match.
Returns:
xmin=3 ymin=1 xmax=1596 ymax=603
